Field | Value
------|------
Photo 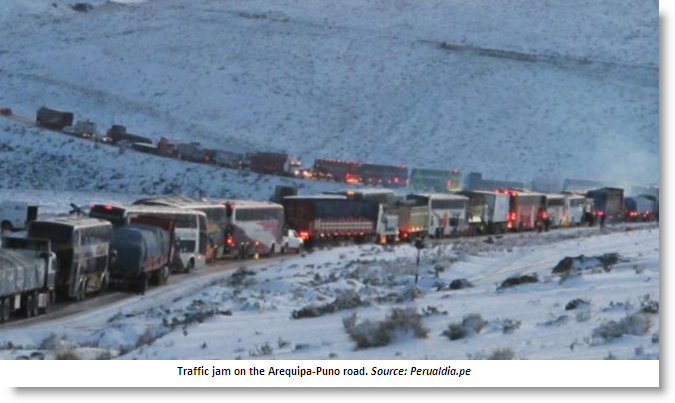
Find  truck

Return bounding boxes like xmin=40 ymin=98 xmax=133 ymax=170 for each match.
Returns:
xmin=502 ymin=190 xmax=546 ymax=231
xmin=213 ymin=149 xmax=243 ymax=168
xmin=282 ymin=195 xmax=380 ymax=246
xmin=0 ymin=237 xmax=57 ymax=322
xmin=386 ymin=198 xmax=429 ymax=241
xmin=176 ymin=142 xmax=209 ymax=163
xmin=624 ymin=196 xmax=657 ymax=222
xmin=270 ymin=185 xmax=298 ymax=204
xmin=324 ymin=189 xmax=399 ymax=243
xmin=586 ymin=187 xmax=624 ymax=224
xmin=1 ymin=202 xmax=39 ymax=233
xmin=358 ymin=164 xmax=408 ymax=188
xmin=410 ymin=168 xmax=462 ymax=192
xmin=36 ymin=107 xmax=74 ymax=131
xmin=109 ymin=217 xmax=174 ymax=292
xmin=312 ymin=159 xmax=361 ymax=183
xmin=62 ymin=120 xmax=98 ymax=138
xmin=459 ymin=190 xmax=510 ymax=234
xmin=248 ymin=152 xmax=292 ymax=175
xmin=106 ymin=125 xmax=153 ymax=145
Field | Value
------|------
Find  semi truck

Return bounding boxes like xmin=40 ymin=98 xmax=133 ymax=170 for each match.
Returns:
xmin=0 ymin=237 xmax=57 ymax=322
xmin=36 ymin=107 xmax=74 ymax=131
xmin=586 ymin=187 xmax=624 ymax=223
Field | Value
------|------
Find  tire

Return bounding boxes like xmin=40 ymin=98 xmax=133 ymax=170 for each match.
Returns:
xmin=281 ymin=244 xmax=287 ymax=255
xmin=268 ymin=244 xmax=275 ymax=257
xmin=40 ymin=292 xmax=51 ymax=315
xmin=23 ymin=294 xmax=33 ymax=318
xmin=98 ymin=274 xmax=109 ymax=295
xmin=186 ymin=259 xmax=195 ymax=273
xmin=157 ymin=267 xmax=169 ymax=286
xmin=138 ymin=273 xmax=150 ymax=294
xmin=0 ymin=298 xmax=8 ymax=323
xmin=31 ymin=292 xmax=39 ymax=317
xmin=78 ymin=279 xmax=88 ymax=302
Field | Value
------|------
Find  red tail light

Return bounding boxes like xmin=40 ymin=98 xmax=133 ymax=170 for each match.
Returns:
xmin=226 ymin=235 xmax=235 ymax=246
xmin=509 ymin=212 xmax=516 ymax=220
xmin=104 ymin=204 xmax=113 ymax=210
xmin=298 ymin=230 xmax=310 ymax=241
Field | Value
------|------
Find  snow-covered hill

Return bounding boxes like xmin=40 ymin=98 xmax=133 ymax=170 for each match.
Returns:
xmin=0 ymin=0 xmax=658 ymax=193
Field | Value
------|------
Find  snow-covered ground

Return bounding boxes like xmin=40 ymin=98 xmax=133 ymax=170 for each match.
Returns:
xmin=0 ymin=224 xmax=659 ymax=360
xmin=0 ymin=0 xmax=658 ymax=191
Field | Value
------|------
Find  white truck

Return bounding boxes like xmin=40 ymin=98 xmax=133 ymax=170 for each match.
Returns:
xmin=0 ymin=237 xmax=57 ymax=323
xmin=0 ymin=202 xmax=39 ymax=233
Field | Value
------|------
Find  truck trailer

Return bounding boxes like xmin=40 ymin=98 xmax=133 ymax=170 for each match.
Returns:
xmin=0 ymin=237 xmax=56 ymax=322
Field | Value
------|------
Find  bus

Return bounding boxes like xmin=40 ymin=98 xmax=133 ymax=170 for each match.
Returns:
xmin=133 ymin=195 xmax=227 ymax=260
xmin=220 ymin=200 xmax=284 ymax=258
xmin=27 ymin=216 xmax=112 ymax=301
xmin=358 ymin=164 xmax=408 ymax=188
xmin=407 ymin=193 xmax=469 ymax=237
xmin=410 ymin=168 xmax=462 ymax=192
xmin=312 ymin=159 xmax=361 ymax=183
xmin=90 ymin=204 xmax=207 ymax=272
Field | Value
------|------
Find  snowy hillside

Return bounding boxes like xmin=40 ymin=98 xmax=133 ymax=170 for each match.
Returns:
xmin=0 ymin=224 xmax=659 ymax=360
xmin=0 ymin=0 xmax=658 ymax=192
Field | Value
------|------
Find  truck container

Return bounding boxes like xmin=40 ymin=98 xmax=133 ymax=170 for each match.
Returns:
xmin=62 ymin=120 xmax=97 ymax=138
xmin=0 ymin=237 xmax=56 ymax=322
xmin=624 ymin=196 xmax=657 ymax=221
xmin=282 ymin=196 xmax=379 ymax=245
xmin=586 ymin=187 xmax=624 ymax=223
xmin=407 ymin=193 xmax=469 ymax=237
xmin=213 ymin=149 xmax=244 ymax=168
xmin=323 ymin=189 xmax=399 ymax=243
xmin=109 ymin=218 xmax=173 ymax=292
xmin=176 ymin=142 xmax=209 ymax=163
xmin=502 ymin=190 xmax=546 ymax=231
xmin=385 ymin=199 xmax=429 ymax=240
xmin=1 ymin=201 xmax=38 ymax=233
xmin=248 ymin=152 xmax=291 ymax=175
xmin=36 ymin=107 xmax=74 ymax=131
xmin=157 ymin=137 xmax=179 ymax=158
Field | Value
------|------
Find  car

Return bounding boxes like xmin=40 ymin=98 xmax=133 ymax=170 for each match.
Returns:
xmin=281 ymin=229 xmax=303 ymax=254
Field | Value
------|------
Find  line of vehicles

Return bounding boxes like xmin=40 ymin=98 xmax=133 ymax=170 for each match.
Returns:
xmin=0 ymin=181 xmax=659 ymax=324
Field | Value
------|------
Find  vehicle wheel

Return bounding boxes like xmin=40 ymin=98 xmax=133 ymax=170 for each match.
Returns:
xmin=79 ymin=279 xmax=88 ymax=301
xmin=269 ymin=244 xmax=275 ymax=257
xmin=23 ymin=294 xmax=33 ymax=318
xmin=40 ymin=292 xmax=51 ymax=314
xmin=31 ymin=292 xmax=39 ymax=317
xmin=98 ymin=274 xmax=109 ymax=294
xmin=158 ymin=267 xmax=169 ymax=286
xmin=0 ymin=298 xmax=8 ymax=323
xmin=281 ymin=244 xmax=287 ymax=255
xmin=138 ymin=273 xmax=150 ymax=294
xmin=186 ymin=259 xmax=195 ymax=273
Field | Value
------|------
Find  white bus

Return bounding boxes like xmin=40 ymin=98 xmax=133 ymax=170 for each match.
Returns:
xmin=133 ymin=196 xmax=227 ymax=260
xmin=90 ymin=204 xmax=207 ymax=272
xmin=407 ymin=193 xmax=469 ymax=237
xmin=544 ymin=194 xmax=566 ymax=228
xmin=564 ymin=193 xmax=587 ymax=226
xmin=220 ymin=200 xmax=284 ymax=259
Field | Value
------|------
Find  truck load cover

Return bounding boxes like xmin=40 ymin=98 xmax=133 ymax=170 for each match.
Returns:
xmin=109 ymin=224 xmax=171 ymax=279
xmin=283 ymin=196 xmax=379 ymax=237
xmin=0 ymin=248 xmax=51 ymax=298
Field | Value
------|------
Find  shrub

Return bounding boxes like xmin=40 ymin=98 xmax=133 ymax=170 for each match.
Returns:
xmin=448 ymin=278 xmax=473 ymax=290
xmin=292 ymin=290 xmax=366 ymax=319
xmin=442 ymin=323 xmax=467 ymax=340
xmin=593 ymin=313 xmax=651 ymax=341
xmin=55 ymin=349 xmax=80 ymax=360
xmin=500 ymin=318 xmax=521 ymax=334
xmin=343 ymin=308 xmax=428 ymax=349
xmin=442 ymin=314 xmax=486 ymax=340
xmin=499 ymin=274 xmax=538 ymax=289
xmin=487 ymin=348 xmax=516 ymax=360
xmin=565 ymin=298 xmax=590 ymax=311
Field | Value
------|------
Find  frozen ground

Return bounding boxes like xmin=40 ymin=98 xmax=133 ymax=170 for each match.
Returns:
xmin=0 ymin=224 xmax=659 ymax=360
xmin=0 ymin=0 xmax=659 ymax=191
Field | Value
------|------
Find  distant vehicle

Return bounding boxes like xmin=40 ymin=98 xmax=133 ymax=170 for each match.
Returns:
xmin=0 ymin=201 xmax=39 ymax=233
xmin=0 ymin=237 xmax=57 ymax=322
xmin=109 ymin=218 xmax=174 ymax=292
xmin=283 ymin=195 xmax=379 ymax=245
xmin=248 ymin=152 xmax=293 ymax=176
xmin=90 ymin=204 xmax=207 ymax=272
xmin=213 ymin=149 xmax=243 ymax=169
xmin=62 ymin=120 xmax=97 ymax=138
xmin=562 ymin=178 xmax=613 ymax=193
xmin=500 ymin=190 xmax=546 ymax=231
xmin=133 ymin=195 xmax=227 ymax=260
xmin=624 ymin=196 xmax=657 ymax=221
xmin=586 ymin=187 xmax=624 ymax=223
xmin=221 ymin=200 xmax=284 ymax=258
xmin=36 ymin=107 xmax=74 ymax=131
xmin=544 ymin=194 xmax=566 ymax=228
xmin=281 ymin=229 xmax=303 ymax=254
xmin=564 ymin=193 xmax=587 ymax=226
xmin=464 ymin=172 xmax=525 ymax=192
xmin=460 ymin=190 xmax=510 ymax=234
xmin=176 ymin=142 xmax=209 ymax=163
xmin=106 ymin=125 xmax=153 ymax=145
xmin=408 ymin=193 xmax=469 ymax=237
xmin=312 ymin=159 xmax=361 ymax=183
xmin=386 ymin=197 xmax=429 ymax=241
xmin=358 ymin=163 xmax=408 ymax=188
xmin=157 ymin=137 xmax=179 ymax=158
xmin=0 ymin=107 xmax=13 ymax=116
xmin=27 ymin=216 xmax=113 ymax=301
xmin=410 ymin=168 xmax=462 ymax=192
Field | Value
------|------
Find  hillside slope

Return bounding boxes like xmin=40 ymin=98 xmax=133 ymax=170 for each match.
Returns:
xmin=0 ymin=0 xmax=658 ymax=191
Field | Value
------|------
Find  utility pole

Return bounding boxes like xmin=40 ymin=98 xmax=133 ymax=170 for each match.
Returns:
xmin=414 ymin=238 xmax=425 ymax=285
